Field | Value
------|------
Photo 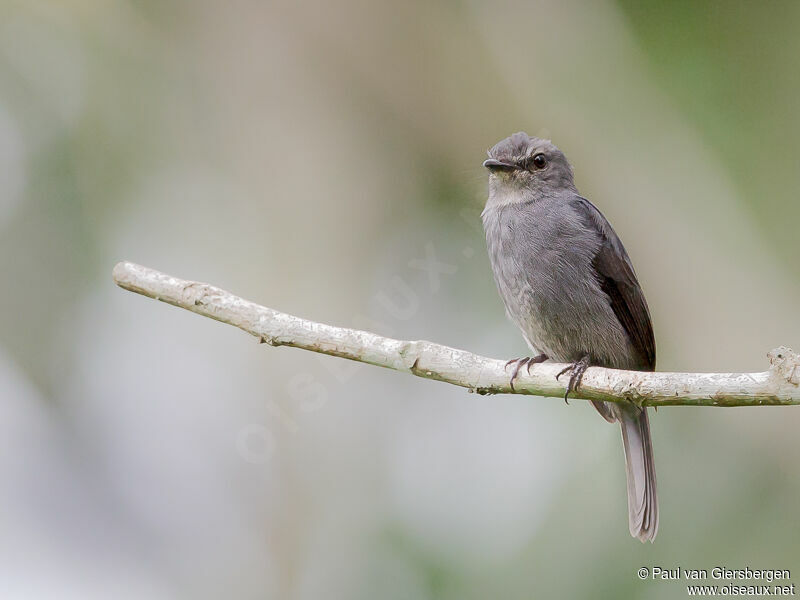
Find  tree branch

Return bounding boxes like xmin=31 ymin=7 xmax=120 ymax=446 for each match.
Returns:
xmin=112 ymin=261 xmax=800 ymax=407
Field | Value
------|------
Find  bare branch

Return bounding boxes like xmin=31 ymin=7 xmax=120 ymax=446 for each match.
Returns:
xmin=112 ymin=261 xmax=800 ymax=407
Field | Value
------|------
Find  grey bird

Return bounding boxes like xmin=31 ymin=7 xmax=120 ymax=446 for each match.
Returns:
xmin=481 ymin=132 xmax=658 ymax=542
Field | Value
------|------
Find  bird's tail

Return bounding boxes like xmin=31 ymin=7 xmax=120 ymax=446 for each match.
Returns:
xmin=618 ymin=407 xmax=659 ymax=542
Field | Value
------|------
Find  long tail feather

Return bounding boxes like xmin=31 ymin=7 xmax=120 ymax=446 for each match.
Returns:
xmin=618 ymin=407 xmax=659 ymax=542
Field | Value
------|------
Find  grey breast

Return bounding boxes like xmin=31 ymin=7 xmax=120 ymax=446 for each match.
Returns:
xmin=482 ymin=196 xmax=637 ymax=368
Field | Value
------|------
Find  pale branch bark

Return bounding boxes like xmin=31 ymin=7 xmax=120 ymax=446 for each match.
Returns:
xmin=112 ymin=261 xmax=800 ymax=407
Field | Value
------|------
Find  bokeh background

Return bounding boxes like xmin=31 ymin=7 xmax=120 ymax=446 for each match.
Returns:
xmin=2 ymin=1 xmax=799 ymax=598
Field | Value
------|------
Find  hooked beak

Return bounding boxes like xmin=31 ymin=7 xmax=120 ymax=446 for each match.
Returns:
xmin=483 ymin=158 xmax=518 ymax=172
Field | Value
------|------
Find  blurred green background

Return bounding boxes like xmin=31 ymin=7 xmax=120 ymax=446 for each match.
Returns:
xmin=1 ymin=1 xmax=799 ymax=598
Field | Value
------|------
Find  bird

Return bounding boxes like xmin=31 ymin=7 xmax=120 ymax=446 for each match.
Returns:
xmin=481 ymin=132 xmax=658 ymax=542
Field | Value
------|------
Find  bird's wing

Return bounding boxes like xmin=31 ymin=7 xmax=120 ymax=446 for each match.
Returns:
xmin=572 ymin=196 xmax=656 ymax=371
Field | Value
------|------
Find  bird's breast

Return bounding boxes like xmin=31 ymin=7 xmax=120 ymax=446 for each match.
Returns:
xmin=482 ymin=200 xmax=632 ymax=366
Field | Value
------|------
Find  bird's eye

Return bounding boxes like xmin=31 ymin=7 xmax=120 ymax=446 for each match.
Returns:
xmin=531 ymin=153 xmax=547 ymax=169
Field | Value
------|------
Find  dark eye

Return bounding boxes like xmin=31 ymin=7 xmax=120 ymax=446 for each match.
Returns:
xmin=532 ymin=153 xmax=547 ymax=169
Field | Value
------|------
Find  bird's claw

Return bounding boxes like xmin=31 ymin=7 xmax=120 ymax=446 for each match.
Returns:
xmin=556 ymin=355 xmax=591 ymax=403
xmin=504 ymin=354 xmax=548 ymax=391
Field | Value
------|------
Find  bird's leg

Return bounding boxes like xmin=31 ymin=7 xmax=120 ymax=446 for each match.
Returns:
xmin=504 ymin=353 xmax=548 ymax=391
xmin=556 ymin=354 xmax=591 ymax=403
xmin=526 ymin=353 xmax=549 ymax=372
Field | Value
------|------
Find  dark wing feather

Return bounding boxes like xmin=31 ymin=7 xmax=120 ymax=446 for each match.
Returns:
xmin=573 ymin=197 xmax=656 ymax=371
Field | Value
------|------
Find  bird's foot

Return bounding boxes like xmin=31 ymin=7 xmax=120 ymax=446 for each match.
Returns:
xmin=504 ymin=354 xmax=548 ymax=391
xmin=556 ymin=355 xmax=591 ymax=403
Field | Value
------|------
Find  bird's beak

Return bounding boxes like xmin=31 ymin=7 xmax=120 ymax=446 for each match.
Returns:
xmin=483 ymin=158 xmax=518 ymax=172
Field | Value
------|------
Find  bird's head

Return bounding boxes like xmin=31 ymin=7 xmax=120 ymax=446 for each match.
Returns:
xmin=484 ymin=132 xmax=576 ymax=205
